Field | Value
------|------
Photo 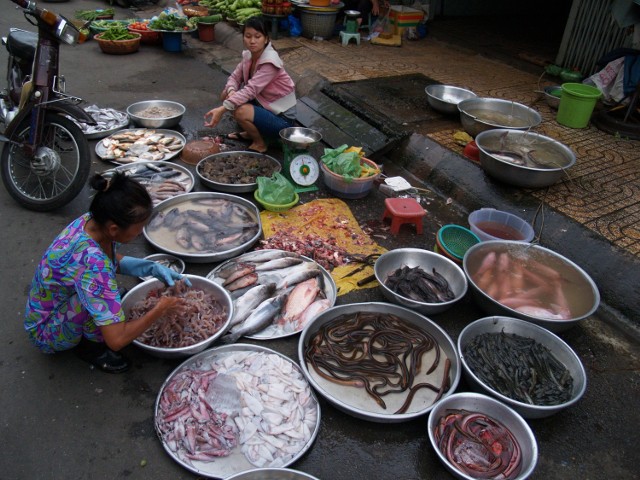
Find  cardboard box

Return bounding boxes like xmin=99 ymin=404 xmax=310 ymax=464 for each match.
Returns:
xmin=389 ymin=6 xmax=423 ymax=28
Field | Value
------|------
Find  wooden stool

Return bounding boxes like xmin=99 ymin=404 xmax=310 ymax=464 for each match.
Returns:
xmin=382 ymin=197 xmax=426 ymax=234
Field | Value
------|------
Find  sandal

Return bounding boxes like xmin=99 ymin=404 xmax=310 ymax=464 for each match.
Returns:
xmin=225 ymin=132 xmax=251 ymax=142
xmin=74 ymin=338 xmax=130 ymax=374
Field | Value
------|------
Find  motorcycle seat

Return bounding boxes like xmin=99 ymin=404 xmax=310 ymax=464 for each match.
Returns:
xmin=7 ymin=29 xmax=37 ymax=62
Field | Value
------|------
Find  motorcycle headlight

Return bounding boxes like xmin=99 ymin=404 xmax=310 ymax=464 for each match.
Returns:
xmin=56 ymin=17 xmax=81 ymax=45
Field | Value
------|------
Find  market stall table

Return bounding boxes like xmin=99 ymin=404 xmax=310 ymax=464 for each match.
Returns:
xmin=261 ymin=13 xmax=287 ymax=39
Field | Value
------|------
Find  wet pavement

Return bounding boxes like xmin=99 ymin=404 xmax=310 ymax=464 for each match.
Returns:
xmin=1 ymin=2 xmax=639 ymax=480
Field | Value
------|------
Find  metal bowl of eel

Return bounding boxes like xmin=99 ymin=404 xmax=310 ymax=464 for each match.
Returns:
xmin=143 ymin=192 xmax=262 ymax=263
xmin=298 ymin=302 xmax=460 ymax=423
xmin=457 ymin=97 xmax=542 ymax=137
xmin=475 ymin=129 xmax=576 ymax=188
xmin=374 ymin=248 xmax=468 ymax=315
xmin=428 ymin=392 xmax=538 ymax=479
xmin=126 ymin=100 xmax=185 ymax=128
xmin=123 ymin=274 xmax=234 ymax=358
xmin=458 ymin=316 xmax=587 ymax=419
xmin=463 ymin=240 xmax=600 ymax=332
xmin=425 ymin=84 xmax=477 ymax=115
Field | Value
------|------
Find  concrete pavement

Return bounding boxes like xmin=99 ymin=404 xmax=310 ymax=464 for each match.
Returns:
xmin=0 ymin=2 xmax=639 ymax=480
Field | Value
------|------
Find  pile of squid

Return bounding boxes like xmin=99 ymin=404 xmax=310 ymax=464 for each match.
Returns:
xmin=156 ymin=367 xmax=239 ymax=465
xmin=463 ymin=331 xmax=574 ymax=405
xmin=304 ymin=312 xmax=451 ymax=414
xmin=131 ymin=280 xmax=228 ymax=348
xmin=434 ymin=409 xmax=522 ymax=479
xmin=384 ymin=265 xmax=455 ymax=303
xmin=156 ymin=350 xmax=318 ymax=469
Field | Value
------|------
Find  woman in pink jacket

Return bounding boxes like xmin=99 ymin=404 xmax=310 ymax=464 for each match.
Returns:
xmin=204 ymin=17 xmax=297 ymax=153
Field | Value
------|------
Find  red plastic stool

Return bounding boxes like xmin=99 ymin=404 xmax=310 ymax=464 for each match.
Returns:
xmin=382 ymin=197 xmax=426 ymax=234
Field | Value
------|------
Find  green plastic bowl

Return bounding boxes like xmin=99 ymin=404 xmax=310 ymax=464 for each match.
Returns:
xmin=254 ymin=191 xmax=299 ymax=212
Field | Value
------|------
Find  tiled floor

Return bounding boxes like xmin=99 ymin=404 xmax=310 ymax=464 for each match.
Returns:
xmin=273 ymin=31 xmax=640 ymax=258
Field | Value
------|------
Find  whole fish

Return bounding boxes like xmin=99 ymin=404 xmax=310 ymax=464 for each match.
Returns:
xmin=256 ymin=262 xmax=322 ymax=290
xmin=282 ymin=277 xmax=320 ymax=323
xmin=253 ymin=256 xmax=304 ymax=272
xmin=221 ymin=293 xmax=287 ymax=344
xmin=221 ymin=263 xmax=256 ymax=286
xmin=225 ymin=272 xmax=259 ymax=291
xmin=230 ymin=249 xmax=299 ymax=264
xmin=216 ymin=261 xmax=254 ymax=280
xmin=231 ymin=283 xmax=277 ymax=327
xmin=296 ymin=298 xmax=332 ymax=330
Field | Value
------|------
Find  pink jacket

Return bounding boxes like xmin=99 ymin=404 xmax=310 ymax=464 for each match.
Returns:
xmin=223 ymin=43 xmax=297 ymax=115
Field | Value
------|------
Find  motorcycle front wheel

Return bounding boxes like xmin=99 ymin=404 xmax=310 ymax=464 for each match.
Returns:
xmin=1 ymin=113 xmax=90 ymax=212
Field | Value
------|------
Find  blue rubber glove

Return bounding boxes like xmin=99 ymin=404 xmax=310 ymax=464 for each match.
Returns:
xmin=119 ymin=256 xmax=191 ymax=287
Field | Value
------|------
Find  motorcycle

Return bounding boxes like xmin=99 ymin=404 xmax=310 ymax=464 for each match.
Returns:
xmin=0 ymin=0 xmax=95 ymax=211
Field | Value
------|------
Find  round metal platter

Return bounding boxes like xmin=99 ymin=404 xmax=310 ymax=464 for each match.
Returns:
xmin=298 ymin=302 xmax=461 ymax=423
xmin=154 ymin=343 xmax=321 ymax=479
xmin=206 ymin=249 xmax=337 ymax=340
xmin=110 ymin=160 xmax=195 ymax=206
xmin=85 ymin=121 xmax=129 ymax=140
xmin=196 ymin=151 xmax=282 ymax=193
xmin=95 ymin=128 xmax=186 ymax=164
xmin=143 ymin=192 xmax=262 ymax=264
xmin=138 ymin=253 xmax=185 ymax=282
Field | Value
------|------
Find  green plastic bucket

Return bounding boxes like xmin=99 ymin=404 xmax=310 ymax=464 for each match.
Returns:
xmin=556 ymin=83 xmax=601 ymax=128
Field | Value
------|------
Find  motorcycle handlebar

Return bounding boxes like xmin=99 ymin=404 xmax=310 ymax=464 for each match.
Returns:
xmin=10 ymin=0 xmax=84 ymax=44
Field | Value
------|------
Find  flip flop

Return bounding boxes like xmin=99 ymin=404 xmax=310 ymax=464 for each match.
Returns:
xmin=225 ymin=132 xmax=251 ymax=142
xmin=246 ymin=147 xmax=268 ymax=154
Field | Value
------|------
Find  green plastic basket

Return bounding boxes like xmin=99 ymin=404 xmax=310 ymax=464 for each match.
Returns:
xmin=437 ymin=224 xmax=481 ymax=261
xmin=254 ymin=191 xmax=299 ymax=212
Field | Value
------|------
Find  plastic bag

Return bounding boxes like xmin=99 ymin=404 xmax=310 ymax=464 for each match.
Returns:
xmin=288 ymin=15 xmax=301 ymax=37
xmin=256 ymin=172 xmax=296 ymax=204
xmin=584 ymin=57 xmax=625 ymax=104
xmin=321 ymin=144 xmax=362 ymax=182
xmin=371 ymin=10 xmax=391 ymax=34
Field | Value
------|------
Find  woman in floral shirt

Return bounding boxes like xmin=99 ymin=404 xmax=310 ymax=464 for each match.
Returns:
xmin=24 ymin=172 xmax=186 ymax=373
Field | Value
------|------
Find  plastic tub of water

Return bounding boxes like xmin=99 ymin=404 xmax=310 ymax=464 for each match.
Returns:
xmin=468 ymin=208 xmax=535 ymax=242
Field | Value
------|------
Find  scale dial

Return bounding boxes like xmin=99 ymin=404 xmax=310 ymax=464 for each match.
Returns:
xmin=289 ymin=154 xmax=319 ymax=186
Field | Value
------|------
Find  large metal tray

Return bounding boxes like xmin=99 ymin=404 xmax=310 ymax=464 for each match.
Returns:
xmin=196 ymin=151 xmax=281 ymax=193
xmin=154 ymin=344 xmax=321 ymax=479
xmin=298 ymin=302 xmax=461 ymax=423
xmin=143 ymin=192 xmax=262 ymax=264
xmin=110 ymin=160 xmax=195 ymax=206
xmin=95 ymin=128 xmax=186 ymax=164
xmin=207 ymin=249 xmax=337 ymax=340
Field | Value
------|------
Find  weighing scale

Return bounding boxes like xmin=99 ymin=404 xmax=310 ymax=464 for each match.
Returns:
xmin=279 ymin=127 xmax=323 ymax=193
xmin=344 ymin=10 xmax=360 ymax=33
